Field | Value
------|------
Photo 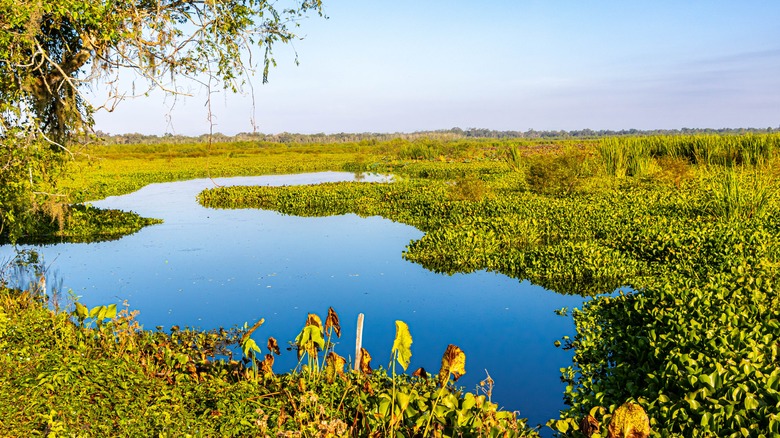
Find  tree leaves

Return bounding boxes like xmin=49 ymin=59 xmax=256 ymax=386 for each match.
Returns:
xmin=0 ymin=0 xmax=324 ymax=243
xmin=392 ymin=320 xmax=412 ymax=372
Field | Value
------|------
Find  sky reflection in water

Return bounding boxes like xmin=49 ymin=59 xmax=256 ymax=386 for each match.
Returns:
xmin=1 ymin=172 xmax=588 ymax=430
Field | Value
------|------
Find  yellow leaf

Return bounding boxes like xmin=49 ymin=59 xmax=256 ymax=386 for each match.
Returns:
xmin=259 ymin=354 xmax=274 ymax=378
xmin=306 ymin=313 xmax=323 ymax=331
xmin=391 ymin=320 xmax=413 ymax=371
xmin=607 ymin=402 xmax=650 ymax=438
xmin=74 ymin=302 xmax=88 ymax=319
xmin=359 ymin=347 xmax=372 ymax=374
xmin=438 ymin=344 xmax=466 ymax=386
xmin=325 ymin=352 xmax=347 ymax=382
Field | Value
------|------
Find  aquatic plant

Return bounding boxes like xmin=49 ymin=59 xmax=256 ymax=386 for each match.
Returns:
xmin=11 ymin=133 xmax=780 ymax=435
xmin=0 ymin=287 xmax=537 ymax=436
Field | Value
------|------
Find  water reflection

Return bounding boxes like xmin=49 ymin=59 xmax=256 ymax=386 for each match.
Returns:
xmin=0 ymin=172 xmax=585 ymax=431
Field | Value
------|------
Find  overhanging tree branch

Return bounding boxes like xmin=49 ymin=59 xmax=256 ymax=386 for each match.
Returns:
xmin=0 ymin=0 xmax=325 ymax=243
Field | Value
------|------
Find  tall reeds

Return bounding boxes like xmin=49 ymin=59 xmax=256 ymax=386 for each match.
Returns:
xmin=705 ymin=168 xmax=777 ymax=221
xmin=504 ymin=145 xmax=523 ymax=172
xmin=597 ymin=133 xmax=780 ymax=178
xmin=596 ymin=137 xmax=652 ymax=178
xmin=596 ymin=138 xmax=628 ymax=178
xmin=649 ymin=133 xmax=779 ymax=167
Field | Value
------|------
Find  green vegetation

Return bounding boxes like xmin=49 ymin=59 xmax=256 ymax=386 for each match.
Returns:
xmin=4 ymin=132 xmax=780 ymax=435
xmin=0 ymin=0 xmax=322 ymax=243
xmin=196 ymin=133 xmax=780 ymax=435
xmin=0 ymin=282 xmax=534 ymax=436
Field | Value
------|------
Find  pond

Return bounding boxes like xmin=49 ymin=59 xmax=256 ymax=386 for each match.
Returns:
xmin=1 ymin=171 xmax=588 ymax=431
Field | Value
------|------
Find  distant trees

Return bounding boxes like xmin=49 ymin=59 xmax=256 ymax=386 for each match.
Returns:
xmin=91 ymin=126 xmax=780 ymax=146
xmin=0 ymin=0 xmax=323 ymax=242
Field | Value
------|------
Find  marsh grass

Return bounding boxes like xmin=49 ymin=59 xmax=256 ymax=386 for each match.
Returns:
xmin=649 ymin=133 xmax=779 ymax=167
xmin=504 ymin=145 xmax=524 ymax=172
xmin=704 ymin=167 xmax=777 ymax=221
xmin=596 ymin=138 xmax=628 ymax=178
xmin=597 ymin=134 xmax=780 ymax=181
xmin=596 ymin=137 xmax=655 ymax=178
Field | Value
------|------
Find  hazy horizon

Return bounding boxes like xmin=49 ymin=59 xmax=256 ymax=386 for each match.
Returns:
xmin=91 ymin=1 xmax=780 ymax=136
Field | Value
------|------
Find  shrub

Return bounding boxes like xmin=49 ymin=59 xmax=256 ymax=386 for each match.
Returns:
xmin=526 ymin=147 xmax=590 ymax=195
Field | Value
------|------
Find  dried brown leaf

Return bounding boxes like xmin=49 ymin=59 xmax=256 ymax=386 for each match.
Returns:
xmin=580 ymin=414 xmax=600 ymax=437
xmin=306 ymin=313 xmax=323 ymax=330
xmin=325 ymin=306 xmax=341 ymax=338
xmin=267 ymin=337 xmax=280 ymax=355
xmin=325 ymin=351 xmax=347 ymax=382
xmin=259 ymin=354 xmax=274 ymax=377
xmin=359 ymin=347 xmax=372 ymax=374
xmin=412 ymin=367 xmax=428 ymax=379
xmin=438 ymin=344 xmax=466 ymax=386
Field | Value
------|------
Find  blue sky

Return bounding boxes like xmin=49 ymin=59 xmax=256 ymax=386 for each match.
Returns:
xmin=92 ymin=1 xmax=780 ymax=135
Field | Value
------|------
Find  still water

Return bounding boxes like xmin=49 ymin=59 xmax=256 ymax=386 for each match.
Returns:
xmin=1 ymin=171 xmax=587 ymax=430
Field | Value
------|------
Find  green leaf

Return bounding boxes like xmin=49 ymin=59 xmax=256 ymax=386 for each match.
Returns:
xmin=392 ymin=320 xmax=412 ymax=371
xmin=461 ymin=393 xmax=476 ymax=410
xmin=242 ymin=338 xmax=261 ymax=358
xmin=744 ymin=394 xmax=759 ymax=410
xmin=395 ymin=391 xmax=411 ymax=411
xmin=74 ymin=302 xmax=88 ymax=320
xmin=104 ymin=304 xmax=117 ymax=320
xmin=89 ymin=305 xmax=101 ymax=318
xmin=699 ymin=373 xmax=716 ymax=388
xmin=295 ymin=325 xmax=325 ymax=358
xmin=97 ymin=306 xmax=107 ymax=321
